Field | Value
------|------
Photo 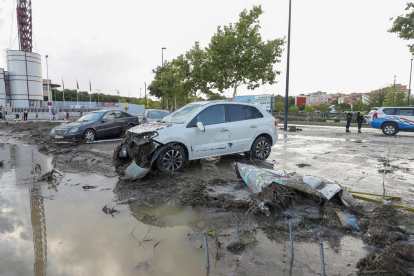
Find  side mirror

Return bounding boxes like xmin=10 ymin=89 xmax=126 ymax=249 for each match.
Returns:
xmin=101 ymin=119 xmax=107 ymax=123
xmin=196 ymin=122 xmax=205 ymax=132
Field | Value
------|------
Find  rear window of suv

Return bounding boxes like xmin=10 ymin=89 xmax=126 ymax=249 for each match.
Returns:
xmin=399 ymin=109 xmax=414 ymax=116
xmin=227 ymin=104 xmax=263 ymax=122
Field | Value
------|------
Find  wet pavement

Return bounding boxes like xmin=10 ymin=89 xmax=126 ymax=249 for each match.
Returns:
xmin=0 ymin=143 xmax=370 ymax=276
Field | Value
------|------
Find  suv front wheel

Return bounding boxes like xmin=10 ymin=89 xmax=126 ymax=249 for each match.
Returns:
xmin=157 ymin=145 xmax=187 ymax=172
xmin=382 ymin=122 xmax=399 ymax=136
xmin=251 ymin=136 xmax=271 ymax=160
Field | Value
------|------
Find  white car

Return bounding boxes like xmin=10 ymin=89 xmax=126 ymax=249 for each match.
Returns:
xmin=122 ymin=101 xmax=278 ymax=173
xmin=370 ymin=106 xmax=414 ymax=135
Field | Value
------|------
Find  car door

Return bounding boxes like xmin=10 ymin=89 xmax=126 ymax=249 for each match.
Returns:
xmin=226 ymin=104 xmax=255 ymax=153
xmin=114 ymin=111 xmax=128 ymax=134
xmin=398 ymin=108 xmax=414 ymax=130
xmin=98 ymin=112 xmax=117 ymax=137
xmin=189 ymin=104 xmax=231 ymax=159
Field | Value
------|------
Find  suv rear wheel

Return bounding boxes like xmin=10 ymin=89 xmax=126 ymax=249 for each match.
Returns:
xmin=382 ymin=122 xmax=399 ymax=135
xmin=251 ymin=136 xmax=271 ymax=160
xmin=157 ymin=145 xmax=187 ymax=172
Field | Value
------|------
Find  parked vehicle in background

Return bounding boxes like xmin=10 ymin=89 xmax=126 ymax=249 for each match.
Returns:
xmin=141 ymin=109 xmax=170 ymax=124
xmin=50 ymin=110 xmax=139 ymax=141
xmin=365 ymin=107 xmax=379 ymax=124
xmin=370 ymin=107 xmax=414 ymax=135
xmin=122 ymin=101 xmax=278 ymax=173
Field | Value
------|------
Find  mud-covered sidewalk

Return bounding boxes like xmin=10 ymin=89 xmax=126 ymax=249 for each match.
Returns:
xmin=0 ymin=121 xmax=413 ymax=275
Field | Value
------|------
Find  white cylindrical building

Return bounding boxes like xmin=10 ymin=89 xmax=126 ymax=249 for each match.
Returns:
xmin=0 ymin=68 xmax=6 ymax=107
xmin=7 ymin=50 xmax=43 ymax=107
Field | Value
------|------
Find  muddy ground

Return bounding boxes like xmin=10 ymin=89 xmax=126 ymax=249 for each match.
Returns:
xmin=0 ymin=121 xmax=413 ymax=275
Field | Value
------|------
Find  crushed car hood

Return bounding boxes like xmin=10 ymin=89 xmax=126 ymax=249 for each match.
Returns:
xmin=128 ymin=122 xmax=173 ymax=134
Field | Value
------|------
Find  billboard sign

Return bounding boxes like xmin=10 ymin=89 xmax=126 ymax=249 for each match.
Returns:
xmin=234 ymin=95 xmax=273 ymax=111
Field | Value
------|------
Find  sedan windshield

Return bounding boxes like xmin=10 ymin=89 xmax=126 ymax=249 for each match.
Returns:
xmin=148 ymin=110 xmax=169 ymax=119
xmin=78 ymin=112 xmax=103 ymax=122
xmin=162 ymin=104 xmax=203 ymax=124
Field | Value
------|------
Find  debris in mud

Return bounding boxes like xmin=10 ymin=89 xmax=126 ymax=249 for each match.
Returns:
xmin=226 ymin=241 xmax=248 ymax=253
xmin=296 ymin=163 xmax=311 ymax=168
xmin=357 ymin=242 xmax=414 ymax=276
xmin=360 ymin=205 xmax=407 ymax=248
xmin=132 ymin=260 xmax=152 ymax=273
xmin=102 ymin=205 xmax=118 ymax=215
xmin=39 ymin=169 xmax=63 ymax=187
xmin=82 ymin=185 xmax=98 ymax=189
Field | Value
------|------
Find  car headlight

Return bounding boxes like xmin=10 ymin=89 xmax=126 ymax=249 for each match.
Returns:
xmin=50 ymin=128 xmax=55 ymax=135
xmin=68 ymin=127 xmax=79 ymax=133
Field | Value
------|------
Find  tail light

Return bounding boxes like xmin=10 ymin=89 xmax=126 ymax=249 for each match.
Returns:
xmin=274 ymin=120 xmax=278 ymax=126
xmin=373 ymin=113 xmax=378 ymax=118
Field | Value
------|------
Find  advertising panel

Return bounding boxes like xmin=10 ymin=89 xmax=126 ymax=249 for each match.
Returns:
xmin=235 ymin=95 xmax=273 ymax=111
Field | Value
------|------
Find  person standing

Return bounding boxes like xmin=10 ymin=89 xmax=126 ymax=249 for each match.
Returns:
xmin=346 ymin=109 xmax=352 ymax=133
xmin=0 ymin=108 xmax=3 ymax=123
xmin=66 ymin=111 xmax=69 ymax=121
xmin=23 ymin=109 xmax=28 ymax=121
xmin=356 ymin=107 xmax=364 ymax=133
xmin=36 ymin=111 xmax=38 ymax=120
xmin=52 ymin=109 xmax=56 ymax=121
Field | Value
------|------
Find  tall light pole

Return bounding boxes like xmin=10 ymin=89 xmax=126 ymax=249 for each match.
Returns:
xmin=115 ymin=90 xmax=120 ymax=103
xmin=140 ymin=88 xmax=142 ymax=99
xmin=144 ymin=82 xmax=147 ymax=109
xmin=45 ymin=55 xmax=51 ymax=120
xmin=95 ymin=89 xmax=101 ymax=106
xmin=409 ymin=59 xmax=413 ymax=107
xmin=283 ymin=0 xmax=292 ymax=131
xmin=162 ymin=47 xmax=166 ymax=109
xmin=393 ymin=76 xmax=396 ymax=107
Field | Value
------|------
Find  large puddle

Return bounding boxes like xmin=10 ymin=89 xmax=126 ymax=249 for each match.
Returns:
xmin=0 ymin=144 xmax=368 ymax=275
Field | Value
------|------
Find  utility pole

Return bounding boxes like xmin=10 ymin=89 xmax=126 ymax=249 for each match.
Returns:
xmin=162 ymin=47 xmax=166 ymax=109
xmin=140 ymin=88 xmax=142 ymax=99
xmin=95 ymin=89 xmax=101 ymax=106
xmin=284 ymin=0 xmax=292 ymax=131
xmin=409 ymin=59 xmax=413 ymax=107
xmin=393 ymin=76 xmax=396 ymax=107
xmin=116 ymin=90 xmax=120 ymax=103
xmin=144 ymin=82 xmax=147 ymax=109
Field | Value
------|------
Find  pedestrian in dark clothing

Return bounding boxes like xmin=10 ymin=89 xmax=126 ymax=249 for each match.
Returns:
xmin=346 ymin=109 xmax=352 ymax=133
xmin=66 ymin=112 xmax=69 ymax=121
xmin=23 ymin=109 xmax=28 ymax=121
xmin=356 ymin=107 xmax=364 ymax=133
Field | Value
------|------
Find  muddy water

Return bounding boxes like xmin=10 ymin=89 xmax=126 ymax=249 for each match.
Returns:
xmin=0 ymin=144 xmax=368 ymax=275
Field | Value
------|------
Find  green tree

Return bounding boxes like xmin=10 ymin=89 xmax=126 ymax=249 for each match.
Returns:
xmin=352 ymin=100 xmax=364 ymax=111
xmin=288 ymin=106 xmax=299 ymax=115
xmin=332 ymin=99 xmax=339 ymax=106
xmin=338 ymin=103 xmax=351 ymax=111
xmin=317 ymin=104 xmax=329 ymax=117
xmin=299 ymin=103 xmax=306 ymax=111
xmin=274 ymin=102 xmax=285 ymax=114
xmin=288 ymin=96 xmax=295 ymax=107
xmin=207 ymin=5 xmax=284 ymax=98
xmin=389 ymin=2 xmax=414 ymax=54
xmin=304 ymin=105 xmax=314 ymax=116
xmin=382 ymin=87 xmax=406 ymax=107
xmin=368 ymin=87 xmax=389 ymax=107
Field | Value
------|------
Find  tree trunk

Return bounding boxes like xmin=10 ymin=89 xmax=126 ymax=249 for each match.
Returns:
xmin=232 ymin=77 xmax=238 ymax=99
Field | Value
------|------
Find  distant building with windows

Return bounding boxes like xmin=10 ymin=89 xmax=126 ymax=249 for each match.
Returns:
xmin=42 ymin=79 xmax=61 ymax=101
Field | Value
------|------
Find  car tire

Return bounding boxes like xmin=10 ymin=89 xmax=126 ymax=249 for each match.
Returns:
xmin=83 ymin=129 xmax=96 ymax=141
xmin=382 ymin=122 xmax=399 ymax=136
xmin=251 ymin=136 xmax=271 ymax=160
xmin=157 ymin=145 xmax=187 ymax=172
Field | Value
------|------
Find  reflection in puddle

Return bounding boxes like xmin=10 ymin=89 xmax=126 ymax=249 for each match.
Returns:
xmin=0 ymin=144 xmax=369 ymax=276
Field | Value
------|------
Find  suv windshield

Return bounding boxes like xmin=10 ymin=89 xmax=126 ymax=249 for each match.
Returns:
xmin=162 ymin=104 xmax=203 ymax=123
xmin=78 ymin=112 xmax=104 ymax=122
xmin=148 ymin=110 xmax=169 ymax=119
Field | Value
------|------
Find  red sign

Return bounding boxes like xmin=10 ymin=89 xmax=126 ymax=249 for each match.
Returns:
xmin=105 ymin=103 xmax=115 ymax=106
xmin=6 ymin=102 xmax=11 ymax=107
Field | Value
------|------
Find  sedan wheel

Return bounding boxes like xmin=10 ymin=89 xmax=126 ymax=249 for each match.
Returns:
xmin=157 ymin=146 xmax=187 ymax=172
xmin=84 ymin=129 xmax=96 ymax=141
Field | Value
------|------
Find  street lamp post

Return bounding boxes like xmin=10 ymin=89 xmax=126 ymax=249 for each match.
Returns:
xmin=162 ymin=47 xmax=166 ymax=109
xmin=115 ymin=90 xmax=120 ymax=103
xmin=393 ymin=76 xmax=396 ymax=107
xmin=95 ymin=89 xmax=101 ymax=106
xmin=140 ymin=88 xmax=142 ymax=99
xmin=144 ymin=82 xmax=147 ymax=109
xmin=409 ymin=59 xmax=413 ymax=107
xmin=283 ymin=0 xmax=292 ymax=131
xmin=45 ymin=55 xmax=51 ymax=120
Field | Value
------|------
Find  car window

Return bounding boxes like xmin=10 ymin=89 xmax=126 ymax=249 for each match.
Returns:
xmin=115 ymin=111 xmax=125 ymax=118
xmin=103 ymin=112 xmax=116 ymax=121
xmin=227 ymin=104 xmax=255 ymax=121
xmin=163 ymin=104 xmax=202 ymax=123
xmin=122 ymin=112 xmax=132 ymax=117
xmin=399 ymin=109 xmax=414 ymax=116
xmin=148 ymin=110 xmax=169 ymax=119
xmin=383 ymin=108 xmax=397 ymax=115
xmin=78 ymin=112 xmax=103 ymax=122
xmin=249 ymin=106 xmax=264 ymax=118
xmin=196 ymin=105 xmax=225 ymax=126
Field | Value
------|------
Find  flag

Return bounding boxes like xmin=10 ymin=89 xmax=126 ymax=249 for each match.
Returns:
xmin=89 ymin=79 xmax=91 ymax=92
xmin=62 ymin=79 xmax=64 ymax=90
xmin=76 ymin=78 xmax=79 ymax=89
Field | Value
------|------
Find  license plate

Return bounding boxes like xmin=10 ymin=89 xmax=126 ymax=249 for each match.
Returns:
xmin=54 ymin=135 xmax=63 ymax=139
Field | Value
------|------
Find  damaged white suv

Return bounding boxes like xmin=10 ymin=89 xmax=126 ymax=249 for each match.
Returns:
xmin=114 ymin=101 xmax=278 ymax=178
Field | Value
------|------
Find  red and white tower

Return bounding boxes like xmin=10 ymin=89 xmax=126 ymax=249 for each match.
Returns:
xmin=16 ymin=0 xmax=33 ymax=52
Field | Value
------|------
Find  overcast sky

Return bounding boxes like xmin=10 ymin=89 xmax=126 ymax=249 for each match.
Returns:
xmin=0 ymin=0 xmax=413 ymax=99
